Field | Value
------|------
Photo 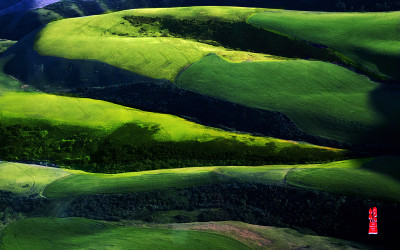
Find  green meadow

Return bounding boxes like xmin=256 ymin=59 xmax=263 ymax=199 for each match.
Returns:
xmin=247 ymin=11 xmax=400 ymax=81
xmin=0 ymin=162 xmax=70 ymax=196
xmin=33 ymin=7 xmax=278 ymax=81
xmin=175 ymin=54 xmax=399 ymax=144
xmin=24 ymin=6 xmax=400 ymax=147
xmin=287 ymin=156 xmax=400 ymax=202
xmin=0 ymin=91 xmax=344 ymax=173
xmin=0 ymin=157 xmax=378 ymax=202
xmin=0 ymin=217 xmax=250 ymax=250
xmin=0 ymin=218 xmax=367 ymax=250
xmin=43 ymin=165 xmax=293 ymax=198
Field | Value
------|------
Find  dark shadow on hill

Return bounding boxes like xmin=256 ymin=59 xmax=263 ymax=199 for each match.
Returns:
xmin=361 ymin=156 xmax=400 ymax=182
xmin=361 ymin=84 xmax=400 ymax=153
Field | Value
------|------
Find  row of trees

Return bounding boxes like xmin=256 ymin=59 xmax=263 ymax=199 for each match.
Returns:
xmin=69 ymin=183 xmax=400 ymax=247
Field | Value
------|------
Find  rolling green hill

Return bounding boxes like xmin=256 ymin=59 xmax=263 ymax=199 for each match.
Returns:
xmin=0 ymin=157 xmax=396 ymax=202
xmin=175 ymin=54 xmax=400 ymax=145
xmin=0 ymin=218 xmax=368 ymax=250
xmin=14 ymin=6 xmax=397 ymax=148
xmin=247 ymin=11 xmax=400 ymax=82
xmin=0 ymin=162 xmax=70 ymax=196
xmin=43 ymin=157 xmax=400 ymax=202
xmin=32 ymin=7 xmax=276 ymax=81
xmin=0 ymin=217 xmax=250 ymax=250
xmin=0 ymin=91 xmax=344 ymax=173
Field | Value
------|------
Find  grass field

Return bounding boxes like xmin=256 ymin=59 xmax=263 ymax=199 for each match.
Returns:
xmin=0 ymin=217 xmax=367 ymax=250
xmin=37 ymin=157 xmax=400 ymax=202
xmin=287 ymin=156 xmax=400 ymax=202
xmin=0 ymin=217 xmax=250 ymax=249
xmin=247 ymin=11 xmax=400 ymax=81
xmin=0 ymin=91 xmax=344 ymax=172
xmin=175 ymin=54 xmax=400 ymax=145
xmin=33 ymin=7 xmax=279 ymax=81
xmin=0 ymin=91 xmax=331 ymax=146
xmin=43 ymin=165 xmax=294 ymax=198
xmin=0 ymin=162 xmax=70 ymax=196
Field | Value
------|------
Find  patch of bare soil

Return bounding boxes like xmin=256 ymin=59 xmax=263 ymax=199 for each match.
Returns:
xmin=191 ymin=222 xmax=272 ymax=247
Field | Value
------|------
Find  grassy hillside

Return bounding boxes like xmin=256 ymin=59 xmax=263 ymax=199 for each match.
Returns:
xmin=0 ymin=162 xmax=70 ymax=196
xmin=44 ymin=165 xmax=295 ymax=198
xmin=33 ymin=7 xmax=277 ymax=81
xmin=287 ymin=156 xmax=400 ymax=201
xmin=1 ymin=157 xmax=397 ymax=202
xmin=0 ymin=217 xmax=250 ymax=250
xmin=0 ymin=91 xmax=344 ymax=173
xmin=0 ymin=218 xmax=368 ymax=250
xmin=25 ymin=7 xmax=400 ymax=148
xmin=247 ymin=11 xmax=400 ymax=82
xmin=39 ymin=157 xmax=400 ymax=202
xmin=176 ymin=54 xmax=400 ymax=145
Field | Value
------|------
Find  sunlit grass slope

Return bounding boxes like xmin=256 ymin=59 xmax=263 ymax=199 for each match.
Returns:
xmin=0 ymin=162 xmax=70 ymax=196
xmin=247 ymin=11 xmax=400 ymax=81
xmin=44 ymin=165 xmax=294 ymax=198
xmin=287 ymin=156 xmax=400 ymax=202
xmin=33 ymin=7 xmax=279 ymax=81
xmin=41 ymin=157 xmax=400 ymax=202
xmin=0 ymin=91 xmax=344 ymax=172
xmin=0 ymin=91 xmax=303 ymax=143
xmin=175 ymin=54 xmax=400 ymax=144
xmin=0 ymin=217 xmax=250 ymax=250
xmin=1 ymin=218 xmax=367 ymax=250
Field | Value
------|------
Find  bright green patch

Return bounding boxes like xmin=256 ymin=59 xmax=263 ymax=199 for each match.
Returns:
xmin=175 ymin=54 xmax=400 ymax=145
xmin=0 ymin=91 xmax=332 ymax=146
xmin=33 ymin=7 xmax=280 ymax=81
xmin=0 ymin=217 xmax=250 ymax=250
xmin=0 ymin=91 xmax=343 ymax=173
xmin=0 ymin=162 xmax=70 ymax=196
xmin=247 ymin=11 xmax=400 ymax=81
xmin=287 ymin=156 xmax=400 ymax=202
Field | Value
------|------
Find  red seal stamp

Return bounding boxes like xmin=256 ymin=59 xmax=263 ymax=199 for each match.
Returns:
xmin=368 ymin=207 xmax=378 ymax=235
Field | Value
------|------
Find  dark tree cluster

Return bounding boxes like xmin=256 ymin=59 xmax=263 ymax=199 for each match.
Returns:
xmin=68 ymin=183 xmax=400 ymax=247
xmin=0 ymin=191 xmax=48 ymax=227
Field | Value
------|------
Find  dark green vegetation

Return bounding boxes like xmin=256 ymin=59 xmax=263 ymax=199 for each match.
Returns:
xmin=122 ymin=15 xmax=342 ymax=64
xmin=0 ymin=191 xmax=48 ymax=230
xmin=0 ymin=118 xmax=343 ymax=174
xmin=54 ymin=183 xmax=400 ymax=245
